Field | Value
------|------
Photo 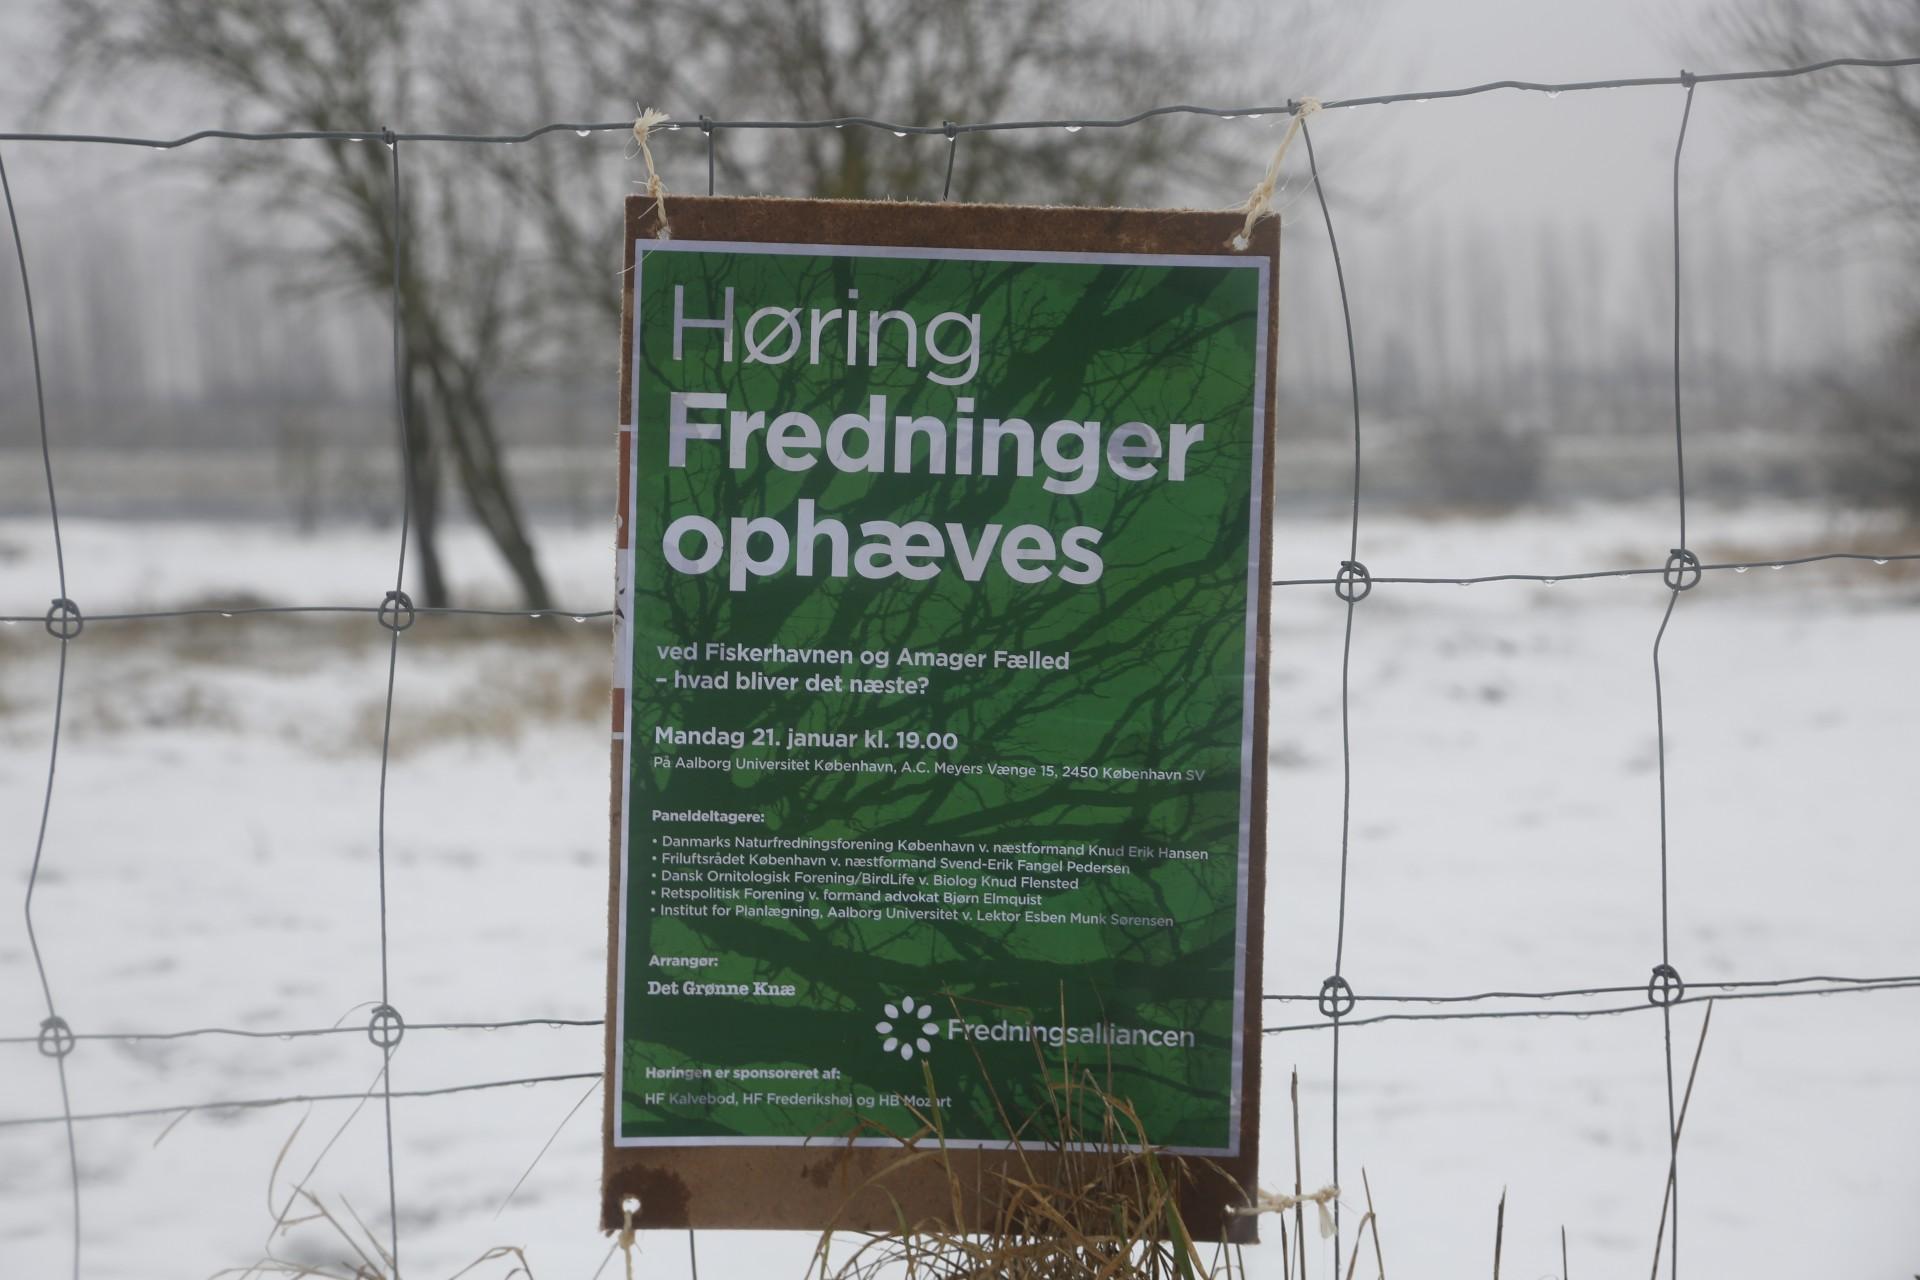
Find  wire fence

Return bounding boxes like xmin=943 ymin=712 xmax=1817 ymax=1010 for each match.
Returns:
xmin=5 ymin=50 xmax=1920 ymax=1280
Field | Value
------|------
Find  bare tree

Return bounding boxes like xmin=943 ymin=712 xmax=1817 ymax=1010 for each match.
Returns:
xmin=1708 ymin=0 xmax=1920 ymax=513
xmin=1710 ymin=2 xmax=1919 ymax=257
xmin=447 ymin=1 xmax=1325 ymax=351
xmin=45 ymin=0 xmax=554 ymax=606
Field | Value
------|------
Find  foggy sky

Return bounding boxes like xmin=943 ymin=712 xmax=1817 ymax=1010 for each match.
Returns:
xmin=0 ymin=0 xmax=1906 ymax=420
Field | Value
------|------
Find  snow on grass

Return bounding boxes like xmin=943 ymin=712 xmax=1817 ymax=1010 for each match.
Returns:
xmin=1 ymin=506 xmax=1916 ymax=1276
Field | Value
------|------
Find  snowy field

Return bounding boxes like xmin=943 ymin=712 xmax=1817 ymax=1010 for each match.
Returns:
xmin=1 ymin=504 xmax=1916 ymax=1278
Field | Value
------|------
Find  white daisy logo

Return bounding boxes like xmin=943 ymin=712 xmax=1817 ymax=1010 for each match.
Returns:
xmin=875 ymin=995 xmax=940 ymax=1061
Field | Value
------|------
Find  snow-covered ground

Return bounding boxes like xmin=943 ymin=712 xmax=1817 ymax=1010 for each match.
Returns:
xmin=2 ymin=504 xmax=1916 ymax=1278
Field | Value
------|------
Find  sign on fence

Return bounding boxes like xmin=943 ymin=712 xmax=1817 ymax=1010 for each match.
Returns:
xmin=604 ymin=196 xmax=1277 ymax=1237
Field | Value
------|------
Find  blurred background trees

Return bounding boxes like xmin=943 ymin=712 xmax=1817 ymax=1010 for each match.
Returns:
xmin=1710 ymin=0 xmax=1920 ymax=516
xmin=38 ymin=0 xmax=1294 ymax=607
xmin=11 ymin=0 xmax=1916 ymax=596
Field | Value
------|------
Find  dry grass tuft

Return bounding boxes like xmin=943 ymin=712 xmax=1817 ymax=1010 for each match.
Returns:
xmin=799 ymin=1010 xmax=1391 ymax=1280
xmin=214 ymin=1118 xmax=538 ymax=1280
xmin=808 ymin=1059 xmax=1230 ymax=1280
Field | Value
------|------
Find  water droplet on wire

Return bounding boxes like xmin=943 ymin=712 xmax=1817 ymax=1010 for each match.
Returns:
xmin=891 ymin=130 xmax=906 ymax=138
xmin=575 ymin=129 xmax=591 ymax=138
xmin=1734 ymin=565 xmax=1749 ymax=573
xmin=1546 ymin=90 xmax=1563 ymax=100
xmin=1063 ymin=125 xmax=1083 ymax=133
xmin=1873 ymin=559 xmax=1889 ymax=566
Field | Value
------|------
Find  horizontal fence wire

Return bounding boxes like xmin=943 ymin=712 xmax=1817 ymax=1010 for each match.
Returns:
xmin=2 ymin=979 xmax=1916 ymax=1132
xmin=0 ymin=605 xmax=618 ymax=624
xmin=5 ymin=47 xmax=1920 ymax=1280
xmin=0 ymin=54 xmax=1915 ymax=148
xmin=2 ymin=552 xmax=1918 ymax=628
xmin=0 ymin=1016 xmax=607 ymax=1046
xmin=0 ymin=1074 xmax=606 ymax=1131
xmin=1 ymin=974 xmax=1913 ymax=1048
xmin=1259 ymin=978 xmax=1920 ymax=1033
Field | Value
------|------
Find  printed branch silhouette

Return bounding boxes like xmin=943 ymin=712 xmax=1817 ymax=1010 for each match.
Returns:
xmin=622 ymin=251 xmax=1259 ymax=1149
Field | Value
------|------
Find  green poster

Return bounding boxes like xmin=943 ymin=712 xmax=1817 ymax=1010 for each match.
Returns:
xmin=615 ymin=239 xmax=1268 ymax=1156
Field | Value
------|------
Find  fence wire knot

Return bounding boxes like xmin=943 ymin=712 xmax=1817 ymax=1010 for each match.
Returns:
xmin=1662 ymin=548 xmax=1702 ymax=591
xmin=1647 ymin=964 xmax=1685 ymax=1007
xmin=367 ymin=1003 xmax=406 ymax=1050
xmin=377 ymin=590 xmax=416 ymax=632
xmin=1318 ymin=975 xmax=1356 ymax=1020
xmin=1334 ymin=560 xmax=1372 ymax=603
xmin=44 ymin=597 xmax=82 ymax=639
xmin=37 ymin=1015 xmax=75 ymax=1058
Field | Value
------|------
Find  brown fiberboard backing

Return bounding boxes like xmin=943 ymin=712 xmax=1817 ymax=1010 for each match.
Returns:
xmin=604 ymin=194 xmax=1279 ymax=1242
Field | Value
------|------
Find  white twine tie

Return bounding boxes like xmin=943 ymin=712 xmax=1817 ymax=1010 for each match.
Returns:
xmin=1230 ymin=1182 xmax=1340 ymax=1238
xmin=1227 ymin=97 xmax=1322 ymax=249
xmin=632 ymin=107 xmax=672 ymax=239
xmin=616 ymin=1193 xmax=640 ymax=1279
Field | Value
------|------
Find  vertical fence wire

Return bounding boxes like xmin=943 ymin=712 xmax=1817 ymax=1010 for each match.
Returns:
xmin=1299 ymin=109 xmax=1366 ymax=1274
xmin=372 ymin=129 xmax=415 ymax=1279
xmin=1651 ymin=75 xmax=1700 ymax=1280
xmin=2 ymin=141 xmax=81 ymax=1280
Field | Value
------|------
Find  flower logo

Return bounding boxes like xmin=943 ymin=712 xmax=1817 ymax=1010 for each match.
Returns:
xmin=875 ymin=995 xmax=939 ymax=1061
